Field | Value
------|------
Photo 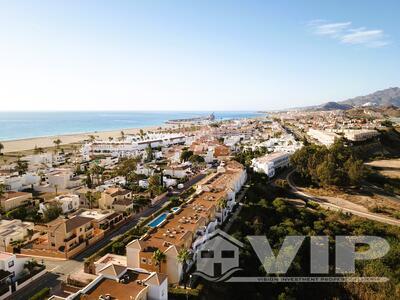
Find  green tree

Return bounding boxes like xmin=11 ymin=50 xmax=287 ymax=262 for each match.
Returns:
xmin=53 ymin=138 xmax=62 ymax=149
xmin=180 ymin=150 xmax=194 ymax=162
xmin=112 ymin=242 xmax=125 ymax=255
xmin=15 ymin=158 xmax=28 ymax=175
xmin=177 ymin=248 xmax=193 ymax=288
xmin=0 ymin=183 xmax=5 ymax=199
xmin=116 ymin=157 xmax=139 ymax=182
xmin=42 ymin=202 xmax=63 ymax=222
xmin=145 ymin=144 xmax=154 ymax=162
xmin=148 ymin=174 xmax=162 ymax=197
xmin=188 ymin=154 xmax=205 ymax=164
xmin=152 ymin=249 xmax=166 ymax=273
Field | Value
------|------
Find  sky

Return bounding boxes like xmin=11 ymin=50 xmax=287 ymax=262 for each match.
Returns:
xmin=0 ymin=0 xmax=399 ymax=111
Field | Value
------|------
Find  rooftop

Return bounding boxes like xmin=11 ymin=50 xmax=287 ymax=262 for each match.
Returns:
xmin=80 ymin=270 xmax=150 ymax=300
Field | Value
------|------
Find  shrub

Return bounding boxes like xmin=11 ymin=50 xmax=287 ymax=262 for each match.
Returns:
xmin=28 ymin=287 xmax=50 ymax=300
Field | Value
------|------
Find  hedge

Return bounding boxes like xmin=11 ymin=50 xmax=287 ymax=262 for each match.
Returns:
xmin=28 ymin=287 xmax=50 ymax=300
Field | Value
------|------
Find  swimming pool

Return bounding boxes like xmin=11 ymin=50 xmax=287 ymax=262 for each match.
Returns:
xmin=147 ymin=213 xmax=168 ymax=228
xmin=171 ymin=207 xmax=180 ymax=213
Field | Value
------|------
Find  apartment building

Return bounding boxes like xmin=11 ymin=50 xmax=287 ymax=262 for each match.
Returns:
xmin=341 ymin=129 xmax=380 ymax=142
xmin=126 ymin=160 xmax=247 ymax=284
xmin=307 ymin=129 xmax=339 ymax=146
xmin=0 ymin=191 xmax=32 ymax=212
xmin=251 ymin=152 xmax=290 ymax=178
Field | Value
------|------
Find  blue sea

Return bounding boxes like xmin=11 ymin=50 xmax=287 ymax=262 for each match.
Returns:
xmin=0 ymin=111 xmax=260 ymax=141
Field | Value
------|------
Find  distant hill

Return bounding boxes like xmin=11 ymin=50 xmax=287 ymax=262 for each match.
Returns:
xmin=316 ymin=101 xmax=353 ymax=111
xmin=339 ymin=87 xmax=400 ymax=107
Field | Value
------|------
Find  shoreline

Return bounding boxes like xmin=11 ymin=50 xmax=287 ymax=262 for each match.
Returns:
xmin=0 ymin=124 xmax=176 ymax=154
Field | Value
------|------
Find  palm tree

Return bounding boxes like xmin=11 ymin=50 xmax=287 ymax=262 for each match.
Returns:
xmin=152 ymin=249 xmax=166 ymax=273
xmin=120 ymin=131 xmax=125 ymax=141
xmin=0 ymin=183 xmax=5 ymax=199
xmin=53 ymin=138 xmax=62 ymax=149
xmin=54 ymin=184 xmax=59 ymax=196
xmin=177 ymin=248 xmax=193 ymax=288
xmin=34 ymin=146 xmax=45 ymax=154
xmin=217 ymin=197 xmax=228 ymax=222
xmin=0 ymin=142 xmax=3 ymax=155
xmin=85 ymin=191 xmax=98 ymax=209
xmin=15 ymin=158 xmax=28 ymax=175
xmin=88 ymin=135 xmax=96 ymax=143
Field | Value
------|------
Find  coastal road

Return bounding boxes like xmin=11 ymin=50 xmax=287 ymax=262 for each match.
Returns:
xmin=286 ymin=170 xmax=400 ymax=227
xmin=13 ymin=172 xmax=207 ymax=299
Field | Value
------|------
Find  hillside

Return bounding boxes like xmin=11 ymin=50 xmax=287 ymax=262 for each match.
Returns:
xmin=340 ymin=87 xmax=400 ymax=107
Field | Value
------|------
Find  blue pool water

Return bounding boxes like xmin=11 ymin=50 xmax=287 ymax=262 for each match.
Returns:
xmin=171 ymin=207 xmax=180 ymax=213
xmin=147 ymin=213 xmax=168 ymax=228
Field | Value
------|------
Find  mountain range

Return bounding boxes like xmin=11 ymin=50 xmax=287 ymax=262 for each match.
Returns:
xmin=315 ymin=87 xmax=400 ymax=111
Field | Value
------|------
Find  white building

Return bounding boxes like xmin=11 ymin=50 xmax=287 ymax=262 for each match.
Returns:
xmin=0 ymin=220 xmax=35 ymax=252
xmin=39 ymin=194 xmax=80 ymax=214
xmin=307 ymin=129 xmax=339 ymax=146
xmin=251 ymin=152 xmax=290 ymax=178
xmin=341 ymin=129 xmax=380 ymax=142
xmin=0 ymin=252 xmax=27 ymax=280
xmin=47 ymin=169 xmax=80 ymax=190
xmin=0 ymin=173 xmax=40 ymax=192
xmin=82 ymin=133 xmax=187 ymax=160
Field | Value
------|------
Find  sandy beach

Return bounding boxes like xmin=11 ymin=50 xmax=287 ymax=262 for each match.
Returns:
xmin=1 ymin=124 xmax=175 ymax=154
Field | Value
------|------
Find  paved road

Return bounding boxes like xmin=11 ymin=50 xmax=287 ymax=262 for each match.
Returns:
xmin=13 ymin=173 xmax=207 ymax=299
xmin=286 ymin=170 xmax=400 ymax=227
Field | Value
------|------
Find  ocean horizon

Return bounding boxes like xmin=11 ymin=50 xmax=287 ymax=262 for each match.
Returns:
xmin=0 ymin=111 xmax=260 ymax=141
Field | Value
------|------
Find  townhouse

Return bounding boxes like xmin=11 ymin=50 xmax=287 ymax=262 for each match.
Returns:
xmin=126 ymin=160 xmax=246 ymax=284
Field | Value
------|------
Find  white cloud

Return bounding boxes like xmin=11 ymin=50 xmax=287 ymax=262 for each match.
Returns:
xmin=308 ymin=20 xmax=390 ymax=48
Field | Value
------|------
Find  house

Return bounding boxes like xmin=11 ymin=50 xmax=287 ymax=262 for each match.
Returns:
xmin=78 ymin=210 xmax=124 ymax=231
xmin=0 ymin=252 xmax=26 ymax=281
xmin=39 ymin=194 xmax=80 ymax=214
xmin=0 ymin=192 xmax=32 ymax=212
xmin=0 ymin=220 xmax=35 ymax=252
xmin=112 ymin=198 xmax=134 ymax=213
xmin=0 ymin=174 xmax=41 ymax=192
xmin=28 ymin=216 xmax=102 ymax=258
xmin=163 ymin=164 xmax=191 ymax=179
xmin=75 ymin=187 xmax=99 ymax=208
xmin=99 ymin=187 xmax=132 ymax=210
xmin=47 ymin=169 xmax=80 ymax=190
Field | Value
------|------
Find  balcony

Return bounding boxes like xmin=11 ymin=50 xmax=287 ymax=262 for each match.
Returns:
xmin=64 ymin=234 xmax=77 ymax=242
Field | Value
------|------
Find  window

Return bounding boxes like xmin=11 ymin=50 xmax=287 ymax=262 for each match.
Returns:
xmin=201 ymin=250 xmax=214 ymax=258
xmin=147 ymin=259 xmax=152 ymax=265
xmin=141 ymin=258 xmax=147 ymax=264
xmin=221 ymin=250 xmax=235 ymax=258
xmin=8 ymin=260 xmax=14 ymax=268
